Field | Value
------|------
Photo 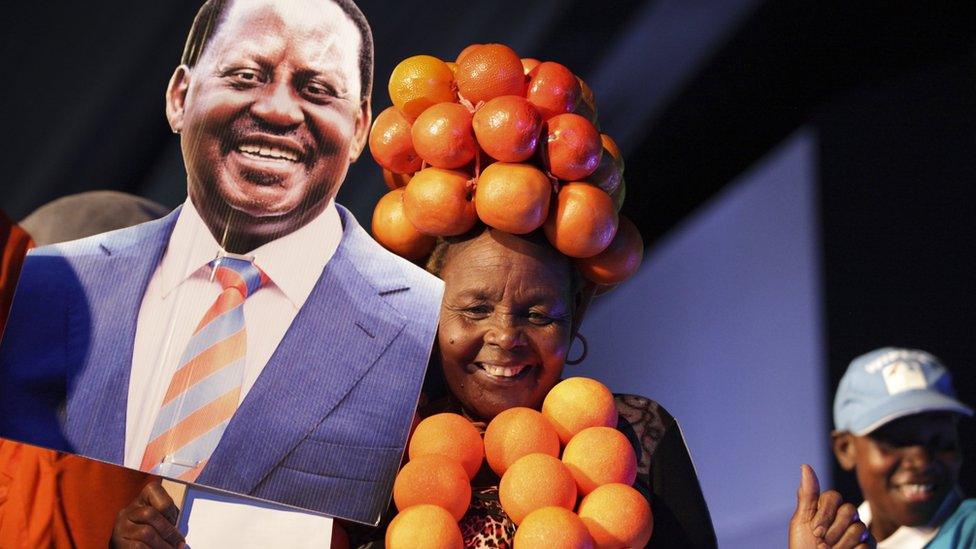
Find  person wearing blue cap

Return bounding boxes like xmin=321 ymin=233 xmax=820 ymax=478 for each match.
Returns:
xmin=828 ymin=347 xmax=975 ymax=548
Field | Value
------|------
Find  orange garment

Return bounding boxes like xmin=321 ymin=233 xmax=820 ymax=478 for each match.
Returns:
xmin=0 ymin=212 xmax=153 ymax=548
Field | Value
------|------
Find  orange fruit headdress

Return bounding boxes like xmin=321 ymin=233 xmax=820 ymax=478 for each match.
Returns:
xmin=369 ymin=44 xmax=643 ymax=291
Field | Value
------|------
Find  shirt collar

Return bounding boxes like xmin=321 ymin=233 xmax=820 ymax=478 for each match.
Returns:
xmin=159 ymin=198 xmax=342 ymax=309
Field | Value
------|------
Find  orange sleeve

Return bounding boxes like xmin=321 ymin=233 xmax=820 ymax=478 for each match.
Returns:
xmin=0 ymin=210 xmax=33 ymax=338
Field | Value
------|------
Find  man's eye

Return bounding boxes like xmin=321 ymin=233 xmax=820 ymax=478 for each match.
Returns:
xmin=230 ymin=70 xmax=264 ymax=85
xmin=303 ymin=81 xmax=338 ymax=100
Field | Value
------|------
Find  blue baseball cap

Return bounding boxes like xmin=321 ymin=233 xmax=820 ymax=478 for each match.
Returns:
xmin=834 ymin=347 xmax=973 ymax=435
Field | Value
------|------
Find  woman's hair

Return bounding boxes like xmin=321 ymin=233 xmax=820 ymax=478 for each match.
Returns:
xmin=424 ymin=225 xmax=587 ymax=299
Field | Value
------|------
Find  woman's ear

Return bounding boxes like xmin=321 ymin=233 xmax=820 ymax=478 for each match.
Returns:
xmin=832 ymin=431 xmax=858 ymax=471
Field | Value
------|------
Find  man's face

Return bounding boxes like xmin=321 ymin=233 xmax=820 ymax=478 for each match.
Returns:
xmin=837 ymin=413 xmax=962 ymax=533
xmin=166 ymin=0 xmax=370 ymax=246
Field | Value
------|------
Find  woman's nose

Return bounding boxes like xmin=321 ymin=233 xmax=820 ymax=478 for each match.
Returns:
xmin=484 ymin=315 xmax=526 ymax=350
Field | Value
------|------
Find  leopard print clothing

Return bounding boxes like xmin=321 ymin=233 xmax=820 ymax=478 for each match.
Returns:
xmin=459 ymin=487 xmax=516 ymax=549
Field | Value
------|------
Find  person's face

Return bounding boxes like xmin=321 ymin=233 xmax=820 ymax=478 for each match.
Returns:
xmin=834 ymin=413 xmax=962 ymax=536
xmin=166 ymin=0 xmax=370 ymax=247
xmin=436 ymin=230 xmax=577 ymax=422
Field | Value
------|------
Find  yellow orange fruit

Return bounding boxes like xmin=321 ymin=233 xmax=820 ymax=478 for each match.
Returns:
xmin=544 ymin=113 xmax=602 ymax=181
xmin=383 ymin=168 xmax=413 ymax=191
xmin=372 ymin=189 xmax=436 ymax=260
xmin=456 ymin=44 xmax=483 ymax=64
xmin=513 ymin=507 xmax=595 ymax=549
xmin=562 ymin=426 xmax=637 ymax=495
xmin=403 ymin=168 xmax=478 ymax=236
xmin=484 ymin=407 xmax=560 ymax=476
xmin=408 ymin=413 xmax=484 ymax=480
xmin=575 ymin=216 xmax=643 ymax=285
xmin=600 ymin=134 xmax=624 ymax=173
xmin=472 ymin=95 xmax=542 ymax=162
xmin=475 ymin=162 xmax=551 ymax=234
xmin=527 ymin=62 xmax=581 ymax=120
xmin=411 ymin=102 xmax=478 ymax=169
xmin=541 ymin=377 xmax=618 ymax=445
xmin=577 ymin=484 xmax=653 ymax=549
xmin=499 ymin=453 xmax=577 ymax=524
xmin=456 ymin=43 xmax=526 ymax=105
xmin=369 ymin=107 xmax=423 ymax=174
xmin=575 ymin=77 xmax=599 ymax=126
xmin=521 ymin=57 xmax=542 ymax=76
xmin=392 ymin=454 xmax=471 ymax=521
xmin=543 ymin=183 xmax=618 ymax=258
xmin=386 ymin=505 xmax=463 ymax=549
xmin=389 ymin=55 xmax=456 ymax=120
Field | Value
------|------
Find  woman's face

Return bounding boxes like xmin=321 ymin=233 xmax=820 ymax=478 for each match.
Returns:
xmin=436 ymin=229 xmax=577 ymax=421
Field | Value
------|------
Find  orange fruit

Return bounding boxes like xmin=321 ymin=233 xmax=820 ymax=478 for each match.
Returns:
xmin=527 ymin=62 xmax=581 ymax=120
xmin=372 ymin=189 xmax=436 ymax=260
xmin=386 ymin=505 xmax=463 ymax=549
xmin=562 ymin=426 xmax=637 ymax=495
xmin=574 ymin=77 xmax=599 ymax=126
xmin=577 ymin=484 xmax=653 ymax=549
xmin=456 ymin=43 xmax=526 ymax=105
xmin=383 ymin=168 xmax=413 ymax=191
xmin=610 ymin=176 xmax=626 ymax=212
xmin=575 ymin=216 xmax=643 ymax=285
xmin=403 ymin=168 xmax=477 ymax=236
xmin=543 ymin=183 xmax=618 ymax=258
xmin=389 ymin=55 xmax=456 ymax=120
xmin=484 ymin=407 xmax=560 ymax=476
xmin=600 ymin=134 xmax=624 ymax=173
xmin=521 ymin=57 xmax=542 ymax=75
xmin=369 ymin=107 xmax=423 ymax=174
xmin=514 ymin=507 xmax=595 ymax=549
xmin=456 ymin=44 xmax=482 ymax=64
xmin=499 ymin=453 xmax=577 ymax=524
xmin=408 ymin=413 xmax=484 ymax=480
xmin=544 ymin=113 xmax=602 ymax=181
xmin=472 ymin=95 xmax=542 ymax=162
xmin=411 ymin=102 xmax=478 ymax=169
xmin=582 ymin=152 xmax=622 ymax=197
xmin=475 ymin=163 xmax=551 ymax=234
xmin=392 ymin=454 xmax=471 ymax=520
xmin=541 ymin=377 xmax=618 ymax=445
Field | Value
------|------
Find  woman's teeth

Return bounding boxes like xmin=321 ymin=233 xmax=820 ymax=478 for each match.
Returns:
xmin=480 ymin=364 xmax=527 ymax=378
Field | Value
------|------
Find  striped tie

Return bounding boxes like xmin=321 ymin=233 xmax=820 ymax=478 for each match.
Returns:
xmin=140 ymin=256 xmax=267 ymax=481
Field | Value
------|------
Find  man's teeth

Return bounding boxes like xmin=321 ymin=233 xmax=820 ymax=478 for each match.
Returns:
xmin=481 ymin=364 xmax=527 ymax=378
xmin=899 ymin=484 xmax=934 ymax=497
xmin=238 ymin=144 xmax=299 ymax=162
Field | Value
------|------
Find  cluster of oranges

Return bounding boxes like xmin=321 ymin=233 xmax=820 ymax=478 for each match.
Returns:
xmin=386 ymin=378 xmax=653 ymax=549
xmin=370 ymin=44 xmax=644 ymax=286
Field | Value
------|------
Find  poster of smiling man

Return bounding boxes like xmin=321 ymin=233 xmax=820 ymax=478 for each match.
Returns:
xmin=0 ymin=0 xmax=442 ymax=525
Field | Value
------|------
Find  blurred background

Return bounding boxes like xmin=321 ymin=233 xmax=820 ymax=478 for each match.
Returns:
xmin=2 ymin=1 xmax=974 ymax=545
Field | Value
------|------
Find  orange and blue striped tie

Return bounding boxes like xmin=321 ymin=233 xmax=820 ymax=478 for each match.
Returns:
xmin=140 ymin=256 xmax=267 ymax=481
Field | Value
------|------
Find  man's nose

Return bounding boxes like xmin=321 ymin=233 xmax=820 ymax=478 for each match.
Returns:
xmin=901 ymin=444 xmax=936 ymax=471
xmin=251 ymin=80 xmax=304 ymax=128
xmin=484 ymin=315 xmax=526 ymax=350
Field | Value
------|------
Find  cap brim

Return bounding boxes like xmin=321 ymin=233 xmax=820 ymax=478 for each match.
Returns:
xmin=851 ymin=391 xmax=974 ymax=435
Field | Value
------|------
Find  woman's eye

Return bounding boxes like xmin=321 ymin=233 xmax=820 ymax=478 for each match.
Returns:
xmin=461 ymin=305 xmax=490 ymax=318
xmin=527 ymin=311 xmax=554 ymax=325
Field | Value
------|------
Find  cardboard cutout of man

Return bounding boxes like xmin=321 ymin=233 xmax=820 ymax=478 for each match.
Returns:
xmin=0 ymin=0 xmax=443 ymax=525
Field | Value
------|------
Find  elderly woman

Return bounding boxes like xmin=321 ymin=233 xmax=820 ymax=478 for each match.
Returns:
xmin=397 ymin=225 xmax=717 ymax=548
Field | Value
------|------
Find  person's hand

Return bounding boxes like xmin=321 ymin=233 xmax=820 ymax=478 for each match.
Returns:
xmin=788 ymin=464 xmax=875 ymax=549
xmin=110 ymin=481 xmax=186 ymax=549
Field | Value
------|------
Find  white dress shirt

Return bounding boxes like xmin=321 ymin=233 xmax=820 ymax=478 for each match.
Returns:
xmin=858 ymin=489 xmax=961 ymax=548
xmin=124 ymin=198 xmax=342 ymax=468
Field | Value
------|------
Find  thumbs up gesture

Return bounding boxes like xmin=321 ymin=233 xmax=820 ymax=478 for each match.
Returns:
xmin=788 ymin=464 xmax=875 ymax=549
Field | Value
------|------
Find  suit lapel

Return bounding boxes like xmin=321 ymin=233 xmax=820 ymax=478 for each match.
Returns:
xmin=63 ymin=209 xmax=180 ymax=463
xmin=200 ymin=208 xmax=410 ymax=493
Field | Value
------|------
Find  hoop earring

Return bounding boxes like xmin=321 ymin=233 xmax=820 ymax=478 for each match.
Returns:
xmin=565 ymin=332 xmax=588 ymax=365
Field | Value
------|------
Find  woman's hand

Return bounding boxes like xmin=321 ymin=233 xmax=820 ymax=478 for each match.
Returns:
xmin=788 ymin=465 xmax=875 ymax=549
xmin=110 ymin=481 xmax=186 ymax=549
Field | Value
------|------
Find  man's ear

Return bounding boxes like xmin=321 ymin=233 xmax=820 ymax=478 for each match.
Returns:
xmin=165 ymin=65 xmax=191 ymax=133
xmin=348 ymin=97 xmax=372 ymax=163
xmin=832 ymin=430 xmax=858 ymax=471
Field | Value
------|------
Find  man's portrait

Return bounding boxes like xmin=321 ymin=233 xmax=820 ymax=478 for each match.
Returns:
xmin=0 ymin=0 xmax=443 ymax=525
